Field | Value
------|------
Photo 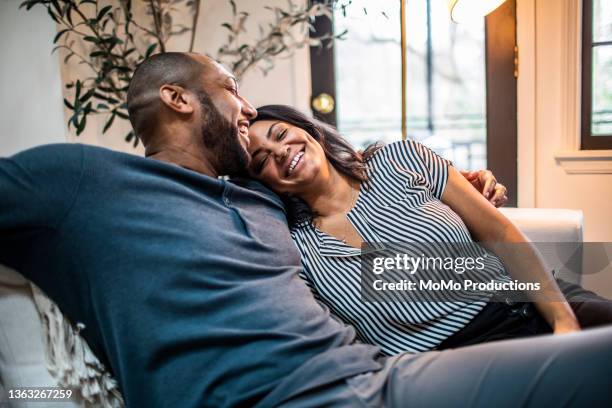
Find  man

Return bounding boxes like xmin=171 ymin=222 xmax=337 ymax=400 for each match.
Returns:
xmin=1 ymin=52 xmax=611 ymax=407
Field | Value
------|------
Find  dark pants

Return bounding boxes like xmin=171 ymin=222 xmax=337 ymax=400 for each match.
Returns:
xmin=438 ymin=279 xmax=612 ymax=349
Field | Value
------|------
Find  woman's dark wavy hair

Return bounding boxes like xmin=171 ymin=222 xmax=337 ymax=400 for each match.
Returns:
xmin=252 ymin=104 xmax=383 ymax=228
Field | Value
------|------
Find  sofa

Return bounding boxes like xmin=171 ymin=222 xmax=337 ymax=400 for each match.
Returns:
xmin=0 ymin=208 xmax=584 ymax=407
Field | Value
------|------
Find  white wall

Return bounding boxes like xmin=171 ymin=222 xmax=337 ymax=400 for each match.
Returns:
xmin=58 ymin=0 xmax=311 ymax=154
xmin=194 ymin=0 xmax=312 ymax=113
xmin=0 ymin=1 xmax=66 ymax=157
xmin=517 ymin=0 xmax=612 ymax=296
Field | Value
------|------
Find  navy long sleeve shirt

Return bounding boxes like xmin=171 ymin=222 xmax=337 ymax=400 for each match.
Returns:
xmin=0 ymin=144 xmax=381 ymax=407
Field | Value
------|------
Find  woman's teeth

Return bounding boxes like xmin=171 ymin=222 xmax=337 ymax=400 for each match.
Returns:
xmin=288 ymin=151 xmax=304 ymax=175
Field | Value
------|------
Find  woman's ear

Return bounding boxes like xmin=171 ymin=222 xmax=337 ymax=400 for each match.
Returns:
xmin=159 ymin=85 xmax=195 ymax=114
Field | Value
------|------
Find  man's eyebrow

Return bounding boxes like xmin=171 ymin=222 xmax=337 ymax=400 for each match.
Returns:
xmin=267 ymin=121 xmax=281 ymax=140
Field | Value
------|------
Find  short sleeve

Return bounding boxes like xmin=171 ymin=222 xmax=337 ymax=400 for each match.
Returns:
xmin=379 ymin=140 xmax=452 ymax=199
xmin=0 ymin=144 xmax=84 ymax=270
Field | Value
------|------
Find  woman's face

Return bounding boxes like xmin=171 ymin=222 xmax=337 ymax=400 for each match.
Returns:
xmin=246 ymin=120 xmax=328 ymax=194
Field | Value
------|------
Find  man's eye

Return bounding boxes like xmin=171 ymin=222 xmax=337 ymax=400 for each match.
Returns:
xmin=277 ymin=128 xmax=288 ymax=141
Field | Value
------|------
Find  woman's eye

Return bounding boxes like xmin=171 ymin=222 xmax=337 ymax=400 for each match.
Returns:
xmin=255 ymin=155 xmax=269 ymax=173
xmin=277 ymin=128 xmax=288 ymax=141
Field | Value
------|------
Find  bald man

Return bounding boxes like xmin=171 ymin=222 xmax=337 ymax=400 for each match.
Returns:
xmin=1 ymin=53 xmax=612 ymax=408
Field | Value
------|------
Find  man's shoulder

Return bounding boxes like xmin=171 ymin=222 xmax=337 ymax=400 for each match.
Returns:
xmin=9 ymin=143 xmax=122 ymax=166
xmin=9 ymin=143 xmax=148 ymax=174
xmin=230 ymin=177 xmax=286 ymax=211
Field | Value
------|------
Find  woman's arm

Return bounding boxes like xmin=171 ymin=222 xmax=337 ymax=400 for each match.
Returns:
xmin=442 ymin=166 xmax=580 ymax=334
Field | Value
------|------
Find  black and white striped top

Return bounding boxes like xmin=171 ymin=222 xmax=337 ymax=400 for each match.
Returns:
xmin=291 ymin=140 xmax=509 ymax=355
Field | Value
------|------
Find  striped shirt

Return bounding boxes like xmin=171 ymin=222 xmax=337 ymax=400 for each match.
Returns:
xmin=290 ymin=140 xmax=509 ymax=355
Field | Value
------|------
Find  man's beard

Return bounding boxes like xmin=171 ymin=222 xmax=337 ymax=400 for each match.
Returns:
xmin=198 ymin=91 xmax=250 ymax=176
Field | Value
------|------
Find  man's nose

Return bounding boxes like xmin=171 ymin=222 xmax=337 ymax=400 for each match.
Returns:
xmin=241 ymin=97 xmax=257 ymax=119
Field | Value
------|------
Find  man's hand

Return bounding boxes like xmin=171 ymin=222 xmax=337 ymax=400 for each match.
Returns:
xmin=460 ymin=170 xmax=508 ymax=207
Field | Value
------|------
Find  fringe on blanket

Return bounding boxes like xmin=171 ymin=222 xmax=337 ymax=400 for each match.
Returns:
xmin=29 ymin=284 xmax=125 ymax=408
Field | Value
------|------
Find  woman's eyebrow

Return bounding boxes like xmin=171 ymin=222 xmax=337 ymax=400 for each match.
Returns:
xmin=250 ymin=121 xmax=282 ymax=158
xmin=267 ymin=121 xmax=282 ymax=139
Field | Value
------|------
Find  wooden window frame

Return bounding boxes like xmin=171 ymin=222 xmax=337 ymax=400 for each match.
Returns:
xmin=309 ymin=0 xmax=518 ymax=205
xmin=581 ymin=0 xmax=612 ymax=149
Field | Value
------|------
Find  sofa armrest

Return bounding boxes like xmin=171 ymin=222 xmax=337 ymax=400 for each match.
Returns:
xmin=499 ymin=208 xmax=584 ymax=284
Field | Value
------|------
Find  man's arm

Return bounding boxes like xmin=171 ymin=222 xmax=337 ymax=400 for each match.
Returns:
xmin=0 ymin=144 xmax=84 ymax=270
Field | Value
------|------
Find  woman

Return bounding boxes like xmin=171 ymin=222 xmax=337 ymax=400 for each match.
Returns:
xmin=246 ymin=104 xmax=612 ymax=355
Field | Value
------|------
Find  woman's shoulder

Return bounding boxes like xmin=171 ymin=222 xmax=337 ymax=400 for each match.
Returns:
xmin=365 ymin=139 xmax=430 ymax=163
xmin=367 ymin=139 xmax=451 ymax=170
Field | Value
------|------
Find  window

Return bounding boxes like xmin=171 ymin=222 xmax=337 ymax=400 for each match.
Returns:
xmin=582 ymin=0 xmax=612 ymax=149
xmin=309 ymin=0 xmax=517 ymax=204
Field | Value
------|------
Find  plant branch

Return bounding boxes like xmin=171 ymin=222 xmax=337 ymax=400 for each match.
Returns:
xmin=189 ymin=0 xmax=201 ymax=52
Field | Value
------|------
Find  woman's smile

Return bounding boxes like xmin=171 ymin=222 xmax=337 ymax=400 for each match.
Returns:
xmin=287 ymin=149 xmax=305 ymax=177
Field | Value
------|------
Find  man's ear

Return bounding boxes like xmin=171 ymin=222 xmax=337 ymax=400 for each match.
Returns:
xmin=159 ymin=84 xmax=195 ymax=114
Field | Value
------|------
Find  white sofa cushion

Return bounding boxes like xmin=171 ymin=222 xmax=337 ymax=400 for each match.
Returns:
xmin=0 ymin=265 xmax=123 ymax=407
xmin=500 ymin=208 xmax=583 ymax=284
xmin=0 ymin=265 xmax=81 ymax=407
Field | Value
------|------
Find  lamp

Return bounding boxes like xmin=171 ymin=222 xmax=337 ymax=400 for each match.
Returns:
xmin=448 ymin=0 xmax=507 ymax=23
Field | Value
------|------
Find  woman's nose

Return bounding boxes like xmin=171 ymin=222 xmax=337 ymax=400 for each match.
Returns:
xmin=272 ymin=145 xmax=290 ymax=162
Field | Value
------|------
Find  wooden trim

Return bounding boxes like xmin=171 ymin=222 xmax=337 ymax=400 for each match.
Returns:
xmin=485 ymin=0 xmax=518 ymax=207
xmin=516 ymin=0 xmax=537 ymax=207
xmin=308 ymin=0 xmax=337 ymax=126
xmin=400 ymin=0 xmax=407 ymax=140
xmin=555 ymin=149 xmax=612 ymax=173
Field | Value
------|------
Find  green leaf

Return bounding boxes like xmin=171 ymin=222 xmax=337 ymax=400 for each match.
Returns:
xmin=96 ymin=103 xmax=110 ymax=110
xmin=229 ymin=0 xmax=237 ymax=16
xmin=83 ymin=36 xmax=100 ymax=44
xmin=46 ymin=8 xmax=60 ymax=24
xmin=79 ymin=88 xmax=95 ymax=103
xmin=65 ymin=4 xmax=74 ymax=25
xmin=19 ymin=1 xmax=36 ymax=11
xmin=63 ymin=98 xmax=75 ymax=110
xmin=103 ymin=112 xmax=116 ymax=134
xmin=115 ymin=110 xmax=129 ymax=119
xmin=75 ymin=80 xmax=82 ymax=99
xmin=51 ymin=0 xmax=61 ymax=16
xmin=93 ymin=92 xmax=119 ymax=105
xmin=76 ymin=114 xmax=87 ymax=135
xmin=53 ymin=29 xmax=70 ymax=44
xmin=64 ymin=52 xmax=76 ymax=64
xmin=145 ymin=43 xmax=157 ymax=58
xmin=97 ymin=5 xmax=112 ymax=21
xmin=90 ymin=50 xmax=106 ymax=58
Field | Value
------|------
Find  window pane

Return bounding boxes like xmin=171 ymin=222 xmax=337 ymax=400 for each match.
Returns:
xmin=404 ymin=0 xmax=487 ymax=170
xmin=334 ymin=0 xmax=487 ymax=170
xmin=592 ymin=45 xmax=612 ymax=135
xmin=593 ymin=0 xmax=612 ymax=42
xmin=334 ymin=0 xmax=402 ymax=149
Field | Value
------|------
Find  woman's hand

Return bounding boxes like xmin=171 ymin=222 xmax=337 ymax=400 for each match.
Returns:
xmin=552 ymin=312 xmax=581 ymax=335
xmin=460 ymin=170 xmax=508 ymax=207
